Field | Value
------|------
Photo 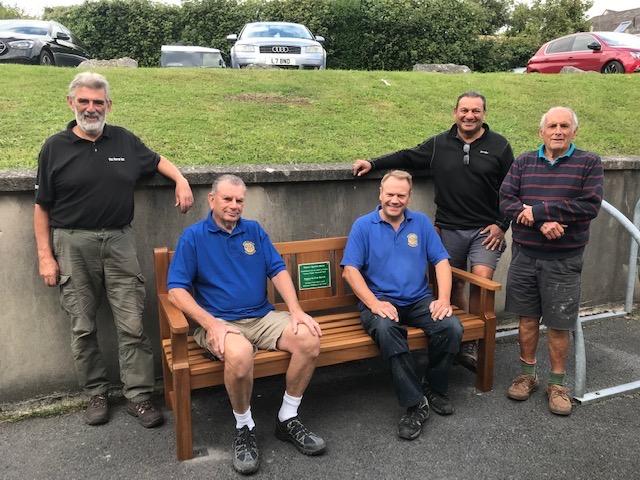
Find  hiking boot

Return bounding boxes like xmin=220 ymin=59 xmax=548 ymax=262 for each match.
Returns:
xmin=423 ymin=385 xmax=454 ymax=416
xmin=275 ymin=416 xmax=326 ymax=455
xmin=547 ymin=384 xmax=572 ymax=416
xmin=233 ymin=426 xmax=259 ymax=475
xmin=85 ymin=394 xmax=109 ymax=425
xmin=507 ymin=374 xmax=539 ymax=401
xmin=126 ymin=399 xmax=164 ymax=428
xmin=456 ymin=341 xmax=478 ymax=372
xmin=397 ymin=397 xmax=430 ymax=440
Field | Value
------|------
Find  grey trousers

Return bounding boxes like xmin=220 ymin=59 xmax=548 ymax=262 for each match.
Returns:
xmin=53 ymin=226 xmax=154 ymax=401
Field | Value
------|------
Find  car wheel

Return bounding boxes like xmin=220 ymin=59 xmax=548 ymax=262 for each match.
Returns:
xmin=39 ymin=50 xmax=55 ymax=66
xmin=602 ymin=60 xmax=624 ymax=74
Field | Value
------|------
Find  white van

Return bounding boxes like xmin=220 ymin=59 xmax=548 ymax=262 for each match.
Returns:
xmin=160 ymin=45 xmax=226 ymax=68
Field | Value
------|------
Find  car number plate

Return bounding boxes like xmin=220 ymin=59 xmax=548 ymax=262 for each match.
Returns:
xmin=270 ymin=57 xmax=295 ymax=65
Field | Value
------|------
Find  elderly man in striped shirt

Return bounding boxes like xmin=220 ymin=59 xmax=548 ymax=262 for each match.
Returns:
xmin=499 ymin=107 xmax=603 ymax=416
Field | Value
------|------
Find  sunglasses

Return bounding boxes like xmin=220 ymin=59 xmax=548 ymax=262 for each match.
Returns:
xmin=463 ymin=143 xmax=470 ymax=165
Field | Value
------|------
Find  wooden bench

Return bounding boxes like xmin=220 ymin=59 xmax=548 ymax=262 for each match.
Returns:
xmin=153 ymin=236 xmax=501 ymax=460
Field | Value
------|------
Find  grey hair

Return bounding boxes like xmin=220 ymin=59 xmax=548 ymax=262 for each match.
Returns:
xmin=211 ymin=174 xmax=246 ymax=193
xmin=539 ymin=107 xmax=579 ymax=131
xmin=68 ymin=72 xmax=111 ymax=100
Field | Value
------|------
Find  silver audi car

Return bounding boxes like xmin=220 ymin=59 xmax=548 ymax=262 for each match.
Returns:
xmin=227 ymin=22 xmax=326 ymax=69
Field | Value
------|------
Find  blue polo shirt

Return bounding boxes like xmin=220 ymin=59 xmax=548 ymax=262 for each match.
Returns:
xmin=341 ymin=207 xmax=449 ymax=306
xmin=167 ymin=214 xmax=286 ymax=321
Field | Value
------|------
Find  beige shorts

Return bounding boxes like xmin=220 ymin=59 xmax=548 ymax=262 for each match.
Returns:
xmin=193 ymin=310 xmax=291 ymax=355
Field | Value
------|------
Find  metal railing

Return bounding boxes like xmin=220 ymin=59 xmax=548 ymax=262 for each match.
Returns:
xmin=573 ymin=199 xmax=640 ymax=403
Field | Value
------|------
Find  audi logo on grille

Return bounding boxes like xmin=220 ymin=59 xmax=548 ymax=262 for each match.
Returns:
xmin=0 ymin=42 xmax=6 ymax=55
xmin=271 ymin=46 xmax=289 ymax=53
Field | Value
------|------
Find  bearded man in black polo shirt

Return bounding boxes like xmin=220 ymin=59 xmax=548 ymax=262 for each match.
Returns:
xmin=352 ymin=91 xmax=514 ymax=371
xmin=34 ymin=72 xmax=194 ymax=428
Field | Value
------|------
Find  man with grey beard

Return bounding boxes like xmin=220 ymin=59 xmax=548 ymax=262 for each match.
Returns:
xmin=34 ymin=72 xmax=194 ymax=428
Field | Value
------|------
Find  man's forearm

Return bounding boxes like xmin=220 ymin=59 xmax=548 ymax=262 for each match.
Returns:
xmin=271 ymin=270 xmax=304 ymax=313
xmin=434 ymin=259 xmax=452 ymax=302
xmin=168 ymin=287 xmax=218 ymax=330
xmin=157 ymin=156 xmax=187 ymax=184
xmin=342 ymin=266 xmax=378 ymax=308
xmin=34 ymin=204 xmax=54 ymax=261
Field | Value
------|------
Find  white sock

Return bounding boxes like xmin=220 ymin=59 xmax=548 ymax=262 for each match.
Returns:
xmin=278 ymin=392 xmax=302 ymax=422
xmin=233 ymin=407 xmax=255 ymax=430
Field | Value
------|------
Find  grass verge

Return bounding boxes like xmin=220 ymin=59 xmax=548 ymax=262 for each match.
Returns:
xmin=1 ymin=64 xmax=638 ymax=170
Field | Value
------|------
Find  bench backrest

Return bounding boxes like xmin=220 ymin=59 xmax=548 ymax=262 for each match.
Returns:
xmin=153 ymin=236 xmax=358 ymax=338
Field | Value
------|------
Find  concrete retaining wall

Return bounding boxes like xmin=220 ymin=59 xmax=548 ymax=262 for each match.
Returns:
xmin=1 ymin=159 xmax=639 ymax=403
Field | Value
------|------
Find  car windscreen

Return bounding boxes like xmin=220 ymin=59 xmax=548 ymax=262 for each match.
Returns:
xmin=161 ymin=51 xmax=223 ymax=67
xmin=0 ymin=21 xmax=48 ymax=36
xmin=598 ymin=33 xmax=640 ymax=48
xmin=240 ymin=24 xmax=313 ymax=40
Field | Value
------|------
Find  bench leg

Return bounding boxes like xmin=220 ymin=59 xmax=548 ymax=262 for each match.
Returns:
xmin=173 ymin=365 xmax=193 ymax=460
xmin=162 ymin=356 xmax=173 ymax=411
xmin=475 ymin=335 xmax=495 ymax=392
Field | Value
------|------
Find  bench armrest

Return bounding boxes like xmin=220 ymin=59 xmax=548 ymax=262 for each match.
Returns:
xmin=159 ymin=294 xmax=189 ymax=335
xmin=451 ymin=267 xmax=502 ymax=291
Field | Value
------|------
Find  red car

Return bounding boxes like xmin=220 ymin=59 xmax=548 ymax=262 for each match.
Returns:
xmin=526 ymin=31 xmax=640 ymax=74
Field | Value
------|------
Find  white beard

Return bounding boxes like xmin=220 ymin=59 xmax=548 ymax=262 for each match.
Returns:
xmin=75 ymin=109 xmax=106 ymax=136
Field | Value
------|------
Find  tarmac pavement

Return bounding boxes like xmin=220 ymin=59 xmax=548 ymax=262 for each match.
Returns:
xmin=2 ymin=316 xmax=640 ymax=479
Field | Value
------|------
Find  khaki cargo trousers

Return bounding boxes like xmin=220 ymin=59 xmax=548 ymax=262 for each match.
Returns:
xmin=53 ymin=226 xmax=154 ymax=401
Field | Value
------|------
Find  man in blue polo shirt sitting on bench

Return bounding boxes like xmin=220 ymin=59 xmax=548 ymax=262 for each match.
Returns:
xmin=167 ymin=174 xmax=326 ymax=475
xmin=341 ymin=170 xmax=463 ymax=440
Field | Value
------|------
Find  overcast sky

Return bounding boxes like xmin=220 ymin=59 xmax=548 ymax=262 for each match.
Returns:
xmin=5 ymin=0 xmax=640 ymax=20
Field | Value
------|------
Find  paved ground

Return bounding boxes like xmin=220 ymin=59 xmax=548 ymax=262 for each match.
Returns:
xmin=2 ymin=316 xmax=640 ymax=480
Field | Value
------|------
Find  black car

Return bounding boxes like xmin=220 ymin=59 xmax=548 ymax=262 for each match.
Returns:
xmin=0 ymin=19 xmax=89 ymax=66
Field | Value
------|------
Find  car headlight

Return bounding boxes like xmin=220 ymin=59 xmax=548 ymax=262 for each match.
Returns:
xmin=306 ymin=46 xmax=323 ymax=54
xmin=8 ymin=40 xmax=34 ymax=49
xmin=234 ymin=44 xmax=256 ymax=53
xmin=630 ymin=51 xmax=640 ymax=60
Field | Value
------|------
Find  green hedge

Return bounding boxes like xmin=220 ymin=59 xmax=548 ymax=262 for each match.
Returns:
xmin=44 ymin=0 xmax=549 ymax=71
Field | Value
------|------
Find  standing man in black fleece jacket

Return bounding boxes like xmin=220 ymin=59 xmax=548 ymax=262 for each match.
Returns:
xmin=352 ymin=91 xmax=514 ymax=371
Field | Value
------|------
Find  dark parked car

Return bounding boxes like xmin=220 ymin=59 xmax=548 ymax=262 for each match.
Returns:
xmin=526 ymin=32 xmax=640 ymax=74
xmin=0 ymin=19 xmax=89 ymax=66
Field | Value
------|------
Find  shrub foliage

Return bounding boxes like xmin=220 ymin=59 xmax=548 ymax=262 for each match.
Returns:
xmin=43 ymin=0 xmax=591 ymax=71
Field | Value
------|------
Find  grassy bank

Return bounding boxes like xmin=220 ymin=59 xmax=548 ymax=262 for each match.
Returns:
xmin=1 ymin=64 xmax=638 ymax=170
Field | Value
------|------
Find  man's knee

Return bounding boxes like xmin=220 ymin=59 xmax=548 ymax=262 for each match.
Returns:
xmin=441 ymin=316 xmax=463 ymax=343
xmin=224 ymin=336 xmax=254 ymax=379
xmin=281 ymin=326 xmax=320 ymax=358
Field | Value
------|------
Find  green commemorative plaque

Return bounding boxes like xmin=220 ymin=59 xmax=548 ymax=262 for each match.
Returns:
xmin=298 ymin=261 xmax=331 ymax=290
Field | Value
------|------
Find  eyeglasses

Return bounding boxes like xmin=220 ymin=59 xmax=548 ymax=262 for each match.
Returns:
xmin=463 ymin=143 xmax=470 ymax=165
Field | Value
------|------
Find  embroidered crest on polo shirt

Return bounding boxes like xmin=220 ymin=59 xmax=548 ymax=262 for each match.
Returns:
xmin=243 ymin=241 xmax=256 ymax=255
xmin=407 ymin=233 xmax=418 ymax=248
xmin=480 ymin=150 xmax=489 ymax=155
xmin=108 ymin=157 xmax=126 ymax=162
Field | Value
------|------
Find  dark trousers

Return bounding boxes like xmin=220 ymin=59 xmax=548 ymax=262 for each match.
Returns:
xmin=359 ymin=297 xmax=463 ymax=407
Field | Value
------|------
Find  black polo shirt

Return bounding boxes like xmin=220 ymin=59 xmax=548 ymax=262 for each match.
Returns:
xmin=35 ymin=121 xmax=160 ymax=228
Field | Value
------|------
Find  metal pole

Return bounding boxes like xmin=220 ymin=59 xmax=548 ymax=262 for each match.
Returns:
xmin=624 ymin=199 xmax=640 ymax=312
xmin=573 ymin=317 xmax=586 ymax=398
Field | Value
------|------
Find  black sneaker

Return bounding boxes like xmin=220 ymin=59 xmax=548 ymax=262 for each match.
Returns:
xmin=233 ymin=426 xmax=259 ymax=475
xmin=126 ymin=399 xmax=164 ymax=428
xmin=397 ymin=397 xmax=430 ymax=440
xmin=85 ymin=394 xmax=109 ymax=426
xmin=275 ymin=416 xmax=326 ymax=455
xmin=423 ymin=385 xmax=454 ymax=416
